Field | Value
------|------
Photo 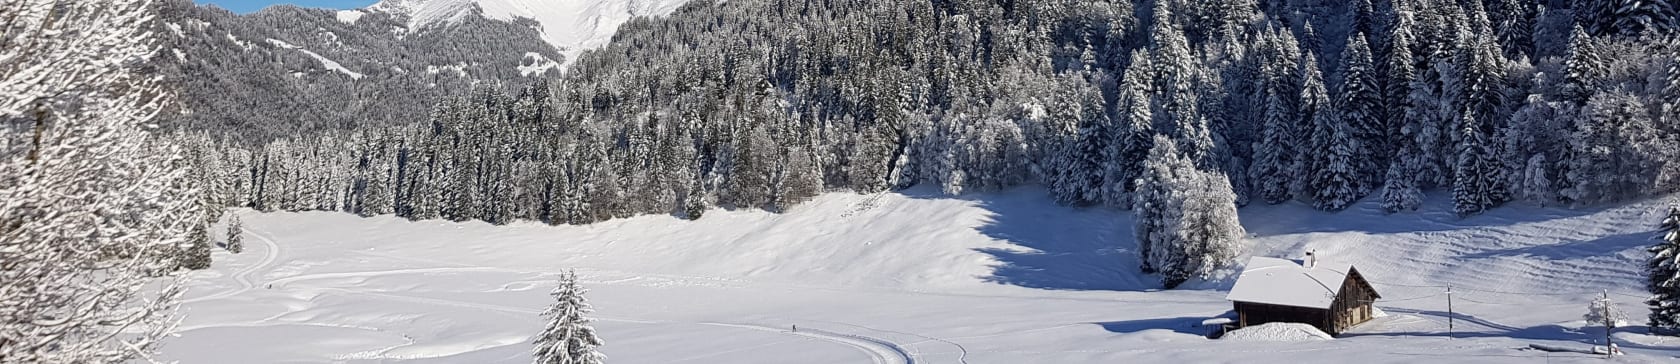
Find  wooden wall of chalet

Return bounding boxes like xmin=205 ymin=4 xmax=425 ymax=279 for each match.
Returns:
xmin=1233 ymin=301 xmax=1330 ymax=333
xmin=1330 ymin=270 xmax=1378 ymax=334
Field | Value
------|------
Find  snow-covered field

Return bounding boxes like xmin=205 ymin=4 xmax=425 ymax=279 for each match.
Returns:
xmin=164 ymin=187 xmax=1680 ymax=363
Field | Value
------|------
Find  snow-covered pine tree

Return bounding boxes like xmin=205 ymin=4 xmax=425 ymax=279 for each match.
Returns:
xmin=1338 ymin=32 xmax=1385 ymax=191
xmin=1102 ymin=51 xmax=1156 ymax=209
xmin=1487 ymin=0 xmax=1535 ymax=58
xmin=1452 ymin=114 xmax=1499 ymax=217
xmin=533 ymin=270 xmax=606 ymax=364
xmin=1250 ymin=90 xmax=1296 ymax=205
xmin=1148 ymin=1 xmax=1216 ymax=167
xmin=1306 ymin=111 xmax=1362 ymax=211
xmin=1351 ymin=0 xmax=1377 ymax=40
xmin=1170 ymin=161 xmax=1246 ymax=287
xmin=1578 ymin=0 xmax=1679 ymax=36
xmin=1383 ymin=13 xmax=1417 ymax=161
xmin=181 ymin=220 xmax=213 ymax=270
xmin=1300 ymin=21 xmax=1322 ymax=64
xmin=1050 ymin=73 xmax=1107 ymax=206
xmin=1 ymin=0 xmax=199 ymax=360
xmin=1292 ymin=52 xmax=1330 ymax=199
xmin=1135 ymin=135 xmax=1189 ymax=278
xmin=1134 ymin=135 xmax=1244 ymax=289
xmin=1561 ymin=26 xmax=1602 ymax=105
xmin=227 ymin=214 xmax=246 ymax=254
xmin=1563 ymin=92 xmax=1661 ymax=204
xmin=1649 ymin=206 xmax=1680 ymax=334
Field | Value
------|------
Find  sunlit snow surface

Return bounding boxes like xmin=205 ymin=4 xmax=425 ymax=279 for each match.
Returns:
xmin=371 ymin=0 xmax=694 ymax=66
xmin=165 ymin=187 xmax=1680 ymax=362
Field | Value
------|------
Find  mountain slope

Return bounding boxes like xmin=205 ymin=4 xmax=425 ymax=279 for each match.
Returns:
xmin=157 ymin=0 xmax=563 ymax=141
xmin=369 ymin=0 xmax=695 ymax=66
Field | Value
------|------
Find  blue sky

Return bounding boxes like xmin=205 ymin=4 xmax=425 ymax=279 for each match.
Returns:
xmin=195 ymin=0 xmax=378 ymax=14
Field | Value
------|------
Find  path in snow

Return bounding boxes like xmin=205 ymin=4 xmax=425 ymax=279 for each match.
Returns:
xmin=182 ymin=224 xmax=281 ymax=304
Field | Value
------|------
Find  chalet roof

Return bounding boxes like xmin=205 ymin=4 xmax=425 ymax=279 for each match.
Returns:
xmin=1225 ymin=256 xmax=1359 ymax=309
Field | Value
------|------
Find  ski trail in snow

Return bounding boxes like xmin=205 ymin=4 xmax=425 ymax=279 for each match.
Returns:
xmin=799 ymin=319 xmax=964 ymax=364
xmin=282 ymin=285 xmax=915 ymax=364
xmin=694 ymin=322 xmax=912 ymax=364
xmin=266 ymin=266 xmax=510 ymax=288
xmin=183 ymin=225 xmax=281 ymax=304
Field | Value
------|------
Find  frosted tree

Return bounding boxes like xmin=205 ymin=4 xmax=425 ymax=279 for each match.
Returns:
xmin=1338 ymin=32 xmax=1384 ymax=189
xmin=1577 ymin=0 xmax=1679 ymax=36
xmin=227 ymin=214 xmax=246 ymax=254
xmin=1383 ymin=13 xmax=1417 ymax=159
xmin=1148 ymin=1 xmax=1216 ymax=167
xmin=1134 ymin=136 xmax=1244 ymax=288
xmin=180 ymin=221 xmax=214 ymax=270
xmin=1293 ymin=52 xmax=1330 ymax=199
xmin=533 ymin=271 xmax=606 ymax=364
xmin=1306 ymin=115 xmax=1362 ymax=211
xmin=1562 ymin=92 xmax=1661 ymax=204
xmin=1561 ymin=27 xmax=1602 ymax=105
xmin=1586 ymin=291 xmax=1631 ymax=330
xmin=0 ymin=0 xmax=198 ymax=361
xmin=1650 ymin=207 xmax=1680 ymax=334
xmin=1170 ymin=161 xmax=1246 ymax=287
xmin=1453 ymin=114 xmax=1500 ymax=217
xmin=1133 ymin=137 xmax=1186 ymax=274
xmin=1249 ymin=90 xmax=1296 ymax=205
xmin=1102 ymin=51 xmax=1155 ymax=209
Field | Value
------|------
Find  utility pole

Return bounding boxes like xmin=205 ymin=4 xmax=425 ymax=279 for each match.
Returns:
xmin=1601 ymin=290 xmax=1614 ymax=357
xmin=1446 ymin=283 xmax=1453 ymax=338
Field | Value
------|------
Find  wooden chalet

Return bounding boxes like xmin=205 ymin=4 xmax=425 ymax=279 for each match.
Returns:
xmin=1224 ymin=253 xmax=1381 ymax=335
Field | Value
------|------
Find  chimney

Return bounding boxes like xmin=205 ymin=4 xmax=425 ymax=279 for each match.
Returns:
xmin=1304 ymin=250 xmax=1316 ymax=269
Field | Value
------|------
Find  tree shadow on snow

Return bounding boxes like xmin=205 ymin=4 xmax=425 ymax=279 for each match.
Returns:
xmin=1238 ymin=193 xmax=1632 ymax=237
xmin=1459 ymin=232 xmax=1654 ymax=261
xmin=1091 ymin=316 xmax=1213 ymax=336
xmin=1361 ymin=308 xmax=1603 ymax=344
xmin=895 ymin=186 xmax=1160 ymax=291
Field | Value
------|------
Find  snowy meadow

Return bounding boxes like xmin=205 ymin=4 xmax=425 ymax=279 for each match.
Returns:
xmin=165 ymin=188 xmax=1680 ymax=363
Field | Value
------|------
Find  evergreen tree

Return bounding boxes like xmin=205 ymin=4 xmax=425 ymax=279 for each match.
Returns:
xmin=533 ymin=270 xmax=606 ymax=364
xmin=1563 ymin=92 xmax=1662 ymax=204
xmin=1561 ymin=26 xmax=1602 ymax=105
xmin=181 ymin=220 xmax=213 ymax=270
xmin=1650 ymin=207 xmax=1680 ymax=334
xmin=1104 ymin=52 xmax=1156 ymax=208
xmin=1384 ymin=13 xmax=1417 ymax=158
xmin=1300 ymin=21 xmax=1322 ymax=63
xmin=1249 ymin=90 xmax=1296 ymax=205
xmin=1294 ymin=52 xmax=1331 ymax=200
xmin=1579 ymin=0 xmax=1679 ymax=36
xmin=1338 ymin=32 xmax=1385 ymax=189
xmin=1452 ymin=114 xmax=1501 ymax=217
xmin=1134 ymin=136 xmax=1244 ymax=289
xmin=227 ymin=214 xmax=245 ymax=254
xmin=1306 ymin=112 xmax=1362 ymax=211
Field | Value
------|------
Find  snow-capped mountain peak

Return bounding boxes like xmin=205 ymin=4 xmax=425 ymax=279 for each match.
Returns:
xmin=370 ymin=0 xmax=694 ymax=66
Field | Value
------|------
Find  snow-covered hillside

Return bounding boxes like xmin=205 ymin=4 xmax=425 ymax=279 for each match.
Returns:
xmin=370 ymin=0 xmax=694 ymax=65
xmin=165 ymin=188 xmax=1680 ymax=362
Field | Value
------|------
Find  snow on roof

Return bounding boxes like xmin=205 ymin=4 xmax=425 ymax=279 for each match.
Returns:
xmin=1225 ymin=256 xmax=1355 ymax=309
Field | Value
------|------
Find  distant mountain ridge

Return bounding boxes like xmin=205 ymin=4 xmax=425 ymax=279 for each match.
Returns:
xmin=157 ymin=0 xmax=565 ymax=141
xmin=367 ymin=0 xmax=696 ymax=66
